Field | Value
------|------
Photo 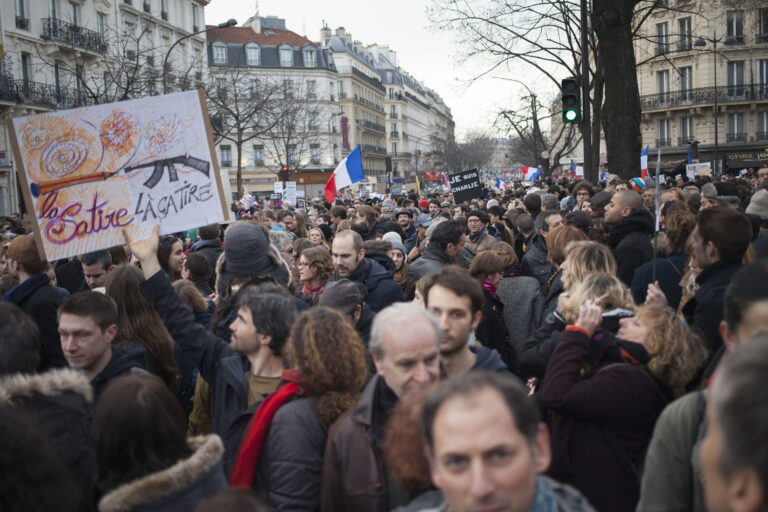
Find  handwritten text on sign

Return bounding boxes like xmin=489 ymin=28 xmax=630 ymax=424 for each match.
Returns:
xmin=9 ymin=90 xmax=226 ymax=261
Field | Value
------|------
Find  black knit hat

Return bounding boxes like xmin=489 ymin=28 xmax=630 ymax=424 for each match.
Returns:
xmin=217 ymin=222 xmax=290 ymax=294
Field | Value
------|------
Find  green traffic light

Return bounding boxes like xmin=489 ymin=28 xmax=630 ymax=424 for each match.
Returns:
xmin=565 ymin=110 xmax=578 ymax=122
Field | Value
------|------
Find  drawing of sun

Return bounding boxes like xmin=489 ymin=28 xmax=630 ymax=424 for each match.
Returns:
xmin=100 ymin=112 xmax=139 ymax=158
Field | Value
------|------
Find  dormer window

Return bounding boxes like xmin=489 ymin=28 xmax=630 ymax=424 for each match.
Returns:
xmin=213 ymin=42 xmax=227 ymax=65
xmin=303 ymin=48 xmax=316 ymax=67
xmin=246 ymin=43 xmax=260 ymax=66
xmin=280 ymin=46 xmax=293 ymax=67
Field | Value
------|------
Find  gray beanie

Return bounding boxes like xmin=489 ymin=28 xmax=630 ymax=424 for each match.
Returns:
xmin=216 ymin=222 xmax=290 ymax=296
xmin=382 ymin=232 xmax=408 ymax=263
xmin=425 ymin=216 xmax=448 ymax=240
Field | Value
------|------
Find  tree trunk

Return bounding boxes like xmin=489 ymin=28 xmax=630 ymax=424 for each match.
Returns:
xmin=236 ymin=136 xmax=243 ymax=198
xmin=592 ymin=0 xmax=642 ymax=180
xmin=591 ymin=64 xmax=605 ymax=173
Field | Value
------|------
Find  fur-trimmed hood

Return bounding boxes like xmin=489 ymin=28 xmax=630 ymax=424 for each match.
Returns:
xmin=98 ymin=435 xmax=226 ymax=512
xmin=0 ymin=368 xmax=93 ymax=405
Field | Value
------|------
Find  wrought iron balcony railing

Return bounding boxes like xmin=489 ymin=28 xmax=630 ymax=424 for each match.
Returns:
xmin=42 ymin=18 xmax=107 ymax=54
xmin=640 ymin=84 xmax=768 ymax=110
xmin=726 ymin=132 xmax=746 ymax=143
xmin=677 ymin=136 xmax=696 ymax=145
xmin=16 ymin=16 xmax=30 ymax=30
xmin=0 ymin=78 xmax=92 ymax=110
xmin=361 ymin=144 xmax=387 ymax=155
xmin=757 ymin=131 xmax=768 ymax=141
xmin=656 ymin=138 xmax=671 ymax=147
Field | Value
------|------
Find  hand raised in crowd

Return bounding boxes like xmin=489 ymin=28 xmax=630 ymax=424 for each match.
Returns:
xmin=645 ymin=281 xmax=668 ymax=306
xmin=122 ymin=225 xmax=162 ymax=280
xmin=574 ymin=299 xmax=602 ymax=337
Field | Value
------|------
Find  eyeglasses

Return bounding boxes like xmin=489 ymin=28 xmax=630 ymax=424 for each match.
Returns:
xmin=467 ymin=218 xmax=482 ymax=224
xmin=297 ymin=261 xmax=309 ymax=267
xmin=575 ymin=192 xmax=590 ymax=197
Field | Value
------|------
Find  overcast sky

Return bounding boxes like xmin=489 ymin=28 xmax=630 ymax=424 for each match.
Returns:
xmin=204 ymin=0 xmax=543 ymax=141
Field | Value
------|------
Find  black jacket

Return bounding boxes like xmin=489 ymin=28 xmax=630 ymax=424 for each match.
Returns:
xmin=405 ymin=245 xmax=454 ymax=299
xmin=631 ymin=252 xmax=687 ymax=309
xmin=608 ymin=210 xmax=654 ymax=286
xmin=681 ymin=260 xmax=741 ymax=354
xmin=91 ymin=345 xmax=146 ymax=401
xmin=475 ymin=289 xmax=514 ymax=369
xmin=520 ymin=234 xmax=554 ymax=287
xmin=190 ymin=238 xmax=224 ymax=289
xmin=5 ymin=274 xmax=65 ymax=371
xmin=470 ymin=345 xmax=511 ymax=373
xmin=331 ymin=255 xmax=405 ymax=313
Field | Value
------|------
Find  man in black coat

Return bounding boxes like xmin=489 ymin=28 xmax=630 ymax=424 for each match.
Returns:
xmin=604 ymin=190 xmax=654 ymax=286
xmin=5 ymin=235 xmax=65 ymax=370
xmin=520 ymin=210 xmax=562 ymax=287
xmin=406 ymin=220 xmax=466 ymax=299
xmin=189 ymin=223 xmax=223 ymax=289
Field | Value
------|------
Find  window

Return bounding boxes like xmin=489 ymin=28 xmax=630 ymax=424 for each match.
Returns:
xmin=658 ymin=119 xmax=670 ymax=146
xmin=253 ymin=145 xmax=264 ymax=166
xmin=337 ymin=81 xmax=345 ymax=98
xmin=97 ymin=13 xmax=106 ymax=37
xmin=727 ymin=113 xmax=744 ymax=142
xmin=680 ymin=116 xmax=693 ymax=143
xmin=758 ymin=112 xmax=768 ymax=140
xmin=16 ymin=0 xmax=26 ymax=18
xmin=303 ymin=48 xmax=316 ymax=67
xmin=656 ymin=22 xmax=669 ymax=54
xmin=726 ymin=10 xmax=744 ymax=44
xmin=220 ymin=145 xmax=232 ymax=167
xmin=307 ymin=80 xmax=316 ymax=99
xmin=392 ymin=142 xmax=397 ymax=156
xmin=727 ymin=61 xmax=745 ymax=98
xmin=288 ymin=146 xmax=297 ymax=165
xmin=759 ymin=9 xmax=768 ymax=43
xmin=308 ymin=111 xmax=319 ymax=131
xmin=49 ymin=0 xmax=57 ymax=18
xmin=758 ymin=59 xmax=768 ymax=97
xmin=656 ymin=70 xmax=670 ymax=103
xmin=283 ymin=80 xmax=293 ymax=98
xmin=54 ymin=61 xmax=61 ymax=93
xmin=310 ymin=145 xmax=320 ymax=164
xmin=680 ymin=66 xmax=692 ymax=102
xmin=390 ymin=105 xmax=397 ymax=118
xmin=21 ymin=53 xmax=30 ymax=83
xmin=250 ymin=79 xmax=259 ymax=97
xmin=678 ymin=18 xmax=691 ymax=50
xmin=70 ymin=1 xmax=79 ymax=26
xmin=192 ymin=4 xmax=198 ymax=31
xmin=246 ymin=43 xmax=260 ymax=66
xmin=280 ymin=47 xmax=293 ymax=67
xmin=160 ymin=0 xmax=167 ymax=19
xmin=213 ymin=43 xmax=227 ymax=65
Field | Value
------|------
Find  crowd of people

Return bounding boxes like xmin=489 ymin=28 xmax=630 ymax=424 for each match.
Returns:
xmin=1 ymin=168 xmax=768 ymax=512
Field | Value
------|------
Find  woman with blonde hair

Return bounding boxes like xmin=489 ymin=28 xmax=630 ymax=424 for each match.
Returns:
xmin=308 ymin=227 xmax=328 ymax=248
xmin=559 ymin=240 xmax=618 ymax=291
xmin=541 ymin=300 xmax=708 ymax=511
xmin=519 ymin=272 xmax=633 ymax=381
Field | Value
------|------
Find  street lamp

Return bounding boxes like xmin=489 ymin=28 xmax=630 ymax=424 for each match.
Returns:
xmin=694 ymin=31 xmax=736 ymax=174
xmin=163 ymin=18 xmax=237 ymax=94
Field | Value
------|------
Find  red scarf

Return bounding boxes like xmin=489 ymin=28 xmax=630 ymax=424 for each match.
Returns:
xmin=229 ymin=369 xmax=307 ymax=487
xmin=301 ymin=281 xmax=325 ymax=296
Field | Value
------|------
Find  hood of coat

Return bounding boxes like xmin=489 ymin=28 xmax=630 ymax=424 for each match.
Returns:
xmin=0 ymin=368 xmax=93 ymax=405
xmin=608 ymin=209 xmax=654 ymax=248
xmin=98 ymin=435 xmax=225 ymax=512
xmin=470 ymin=345 xmax=509 ymax=372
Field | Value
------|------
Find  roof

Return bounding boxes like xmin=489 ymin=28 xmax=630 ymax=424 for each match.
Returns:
xmin=206 ymin=25 xmax=318 ymax=48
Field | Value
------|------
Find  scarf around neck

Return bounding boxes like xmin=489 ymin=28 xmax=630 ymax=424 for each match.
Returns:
xmin=468 ymin=227 xmax=486 ymax=243
xmin=482 ymin=278 xmax=498 ymax=298
xmin=301 ymin=280 xmax=325 ymax=296
xmin=229 ymin=369 xmax=308 ymax=487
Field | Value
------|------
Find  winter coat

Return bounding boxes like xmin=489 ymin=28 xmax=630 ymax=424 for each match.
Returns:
xmin=255 ymin=396 xmax=325 ymax=511
xmin=470 ymin=345 xmax=511 ymax=373
xmin=5 ymin=273 xmax=65 ymax=371
xmin=0 ymin=368 xmax=96 ymax=511
xmin=189 ymin=238 xmax=224 ymax=290
xmin=330 ymin=255 xmax=405 ymax=313
xmin=91 ymin=346 xmax=146 ymax=402
xmin=608 ymin=210 xmax=654 ymax=286
xmin=496 ymin=275 xmax=542 ymax=356
xmin=637 ymin=391 xmax=707 ymax=512
xmin=541 ymin=328 xmax=669 ymax=512
xmin=631 ymin=252 xmax=687 ymax=310
xmin=475 ymin=289 xmax=515 ymax=369
xmin=54 ymin=257 xmax=85 ymax=293
xmin=403 ymin=223 xmax=419 ymax=254
xmin=322 ymin=375 xmax=387 ymax=512
xmin=405 ymin=245 xmax=454 ymax=299
xmin=537 ymin=270 xmax=564 ymax=323
xmin=520 ymin=235 xmax=555 ymax=287
xmin=98 ymin=435 xmax=227 ymax=512
xmin=681 ymin=259 xmax=741 ymax=354
xmin=464 ymin=230 xmax=496 ymax=256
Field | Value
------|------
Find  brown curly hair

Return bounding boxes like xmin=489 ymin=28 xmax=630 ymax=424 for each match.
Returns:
xmin=663 ymin=209 xmax=695 ymax=253
xmin=284 ymin=307 xmax=368 ymax=430
xmin=491 ymin=241 xmax=519 ymax=270
xmin=300 ymin=247 xmax=334 ymax=283
xmin=636 ymin=303 xmax=709 ymax=393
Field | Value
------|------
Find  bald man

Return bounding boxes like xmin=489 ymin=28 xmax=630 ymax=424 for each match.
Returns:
xmin=604 ymin=190 xmax=654 ymax=285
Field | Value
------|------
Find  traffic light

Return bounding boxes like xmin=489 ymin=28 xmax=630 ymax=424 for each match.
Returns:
xmin=561 ymin=77 xmax=581 ymax=124
xmin=504 ymin=153 xmax=509 ymax=161
xmin=278 ymin=165 xmax=289 ymax=182
xmin=689 ymin=140 xmax=699 ymax=159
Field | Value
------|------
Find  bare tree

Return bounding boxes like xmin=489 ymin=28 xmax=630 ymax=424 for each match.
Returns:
xmin=438 ymin=131 xmax=495 ymax=171
xmin=205 ymin=69 xmax=284 ymax=197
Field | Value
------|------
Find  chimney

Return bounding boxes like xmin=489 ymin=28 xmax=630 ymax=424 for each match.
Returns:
xmin=320 ymin=25 xmax=331 ymax=40
xmin=335 ymin=27 xmax=346 ymax=38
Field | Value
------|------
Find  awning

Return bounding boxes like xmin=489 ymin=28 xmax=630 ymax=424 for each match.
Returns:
xmin=725 ymin=150 xmax=768 ymax=168
xmin=646 ymin=158 xmax=687 ymax=172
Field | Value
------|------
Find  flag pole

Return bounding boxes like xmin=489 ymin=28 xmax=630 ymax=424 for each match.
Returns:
xmin=652 ymin=148 xmax=662 ymax=283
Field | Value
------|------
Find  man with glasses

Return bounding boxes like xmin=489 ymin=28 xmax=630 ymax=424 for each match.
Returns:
xmin=465 ymin=210 xmax=495 ymax=256
xmin=756 ymin=167 xmax=768 ymax=187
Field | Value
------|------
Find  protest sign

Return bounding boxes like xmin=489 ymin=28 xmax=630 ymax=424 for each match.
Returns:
xmin=686 ymin=162 xmax=712 ymax=180
xmin=284 ymin=181 xmax=297 ymax=205
xmin=447 ymin=169 xmax=483 ymax=204
xmin=297 ymin=198 xmax=306 ymax=210
xmin=8 ymin=90 xmax=227 ymax=261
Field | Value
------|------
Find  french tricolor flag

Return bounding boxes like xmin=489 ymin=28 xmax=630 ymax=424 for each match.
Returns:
xmin=521 ymin=166 xmax=542 ymax=182
xmin=324 ymin=145 xmax=364 ymax=203
xmin=640 ymin=144 xmax=649 ymax=179
xmin=496 ymin=177 xmax=508 ymax=190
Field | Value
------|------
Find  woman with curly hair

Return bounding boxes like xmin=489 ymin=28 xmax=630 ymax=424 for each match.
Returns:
xmin=229 ymin=307 xmax=367 ymax=510
xmin=541 ymin=300 xmax=708 ymax=512
xmin=296 ymin=247 xmax=334 ymax=306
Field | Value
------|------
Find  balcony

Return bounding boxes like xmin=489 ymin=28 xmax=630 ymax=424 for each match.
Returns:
xmin=655 ymin=44 xmax=670 ymax=55
xmin=361 ymin=144 xmax=387 ymax=155
xmin=757 ymin=131 xmax=768 ymax=141
xmin=338 ymin=91 xmax=347 ymax=99
xmin=677 ymin=39 xmax=692 ymax=51
xmin=757 ymin=33 xmax=768 ymax=44
xmin=357 ymin=119 xmax=385 ymax=133
xmin=726 ymin=133 xmax=746 ymax=143
xmin=402 ymin=132 xmax=409 ymax=140
xmin=656 ymin=138 xmax=671 ymax=147
xmin=143 ymin=2 xmax=150 ymax=12
xmin=390 ymin=131 xmax=400 ymax=138
xmin=1 ymin=79 xmax=91 ymax=110
xmin=677 ymin=136 xmax=695 ymax=145
xmin=389 ymin=113 xmax=398 ymax=119
xmin=728 ymin=34 xmax=744 ymax=45
xmin=15 ymin=16 xmax=30 ymax=30
xmin=640 ymin=84 xmax=768 ymax=110
xmin=161 ymin=11 xmax=168 ymax=21
xmin=42 ymin=18 xmax=107 ymax=54
xmin=124 ymin=0 xmax=132 ymax=4
xmin=193 ymin=25 xmax=199 ymax=32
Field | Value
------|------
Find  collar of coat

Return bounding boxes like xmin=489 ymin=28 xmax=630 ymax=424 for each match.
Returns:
xmin=98 ymin=435 xmax=224 ymax=512
xmin=0 ymin=368 xmax=93 ymax=405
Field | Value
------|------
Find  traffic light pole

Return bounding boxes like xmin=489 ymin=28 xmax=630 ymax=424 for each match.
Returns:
xmin=580 ymin=0 xmax=592 ymax=183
